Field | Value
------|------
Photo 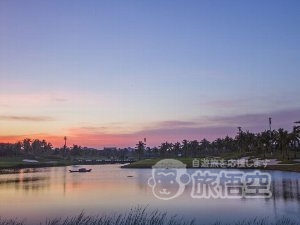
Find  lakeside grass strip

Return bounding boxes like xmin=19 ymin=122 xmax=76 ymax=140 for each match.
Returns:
xmin=122 ymin=159 xmax=300 ymax=173
xmin=1 ymin=207 xmax=300 ymax=225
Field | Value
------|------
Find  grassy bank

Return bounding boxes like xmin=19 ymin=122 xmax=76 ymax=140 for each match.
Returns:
xmin=263 ymin=164 xmax=300 ymax=173
xmin=122 ymin=158 xmax=300 ymax=173
xmin=0 ymin=157 xmax=72 ymax=170
xmin=2 ymin=155 xmax=300 ymax=173
xmin=0 ymin=156 xmax=123 ymax=170
xmin=0 ymin=209 xmax=299 ymax=225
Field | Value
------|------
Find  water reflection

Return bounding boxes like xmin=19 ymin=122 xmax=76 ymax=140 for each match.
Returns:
xmin=0 ymin=170 xmax=50 ymax=192
xmin=270 ymin=177 xmax=300 ymax=201
xmin=1 ymin=167 xmax=300 ymax=202
xmin=0 ymin=166 xmax=299 ymax=224
xmin=0 ymin=168 xmax=43 ymax=174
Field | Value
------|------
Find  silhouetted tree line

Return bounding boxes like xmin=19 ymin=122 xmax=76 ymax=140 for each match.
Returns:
xmin=136 ymin=126 xmax=300 ymax=160
xmin=0 ymin=138 xmax=134 ymax=159
xmin=1 ymin=125 xmax=299 ymax=160
xmin=0 ymin=138 xmax=53 ymax=157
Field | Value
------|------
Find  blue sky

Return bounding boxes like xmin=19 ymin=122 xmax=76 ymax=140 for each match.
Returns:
xmin=0 ymin=0 xmax=299 ymax=147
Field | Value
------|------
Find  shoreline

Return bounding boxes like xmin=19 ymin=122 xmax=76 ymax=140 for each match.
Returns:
xmin=0 ymin=162 xmax=74 ymax=174
xmin=1 ymin=158 xmax=300 ymax=174
xmin=122 ymin=164 xmax=300 ymax=173
xmin=121 ymin=158 xmax=300 ymax=173
xmin=0 ymin=160 xmax=130 ymax=172
xmin=0 ymin=156 xmax=134 ymax=171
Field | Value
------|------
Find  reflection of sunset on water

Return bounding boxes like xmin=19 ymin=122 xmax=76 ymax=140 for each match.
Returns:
xmin=0 ymin=165 xmax=300 ymax=224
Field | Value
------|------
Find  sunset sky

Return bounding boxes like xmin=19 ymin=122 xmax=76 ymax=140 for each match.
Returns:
xmin=0 ymin=0 xmax=299 ymax=148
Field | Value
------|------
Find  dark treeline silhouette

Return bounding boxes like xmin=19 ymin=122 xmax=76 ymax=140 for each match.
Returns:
xmin=0 ymin=139 xmax=134 ymax=160
xmin=138 ymin=126 xmax=300 ymax=160
xmin=0 ymin=125 xmax=299 ymax=160
xmin=0 ymin=138 xmax=53 ymax=157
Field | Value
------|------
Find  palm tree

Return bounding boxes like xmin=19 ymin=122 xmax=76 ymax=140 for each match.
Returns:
xmin=276 ymin=128 xmax=290 ymax=160
xmin=289 ymin=128 xmax=298 ymax=158
xmin=71 ymin=144 xmax=82 ymax=156
xmin=159 ymin=142 xmax=172 ymax=158
xmin=173 ymin=142 xmax=181 ymax=157
xmin=23 ymin=138 xmax=32 ymax=154
xmin=246 ymin=131 xmax=256 ymax=152
xmin=256 ymin=131 xmax=270 ymax=158
xmin=200 ymin=138 xmax=210 ymax=153
xmin=32 ymin=139 xmax=42 ymax=154
xmin=136 ymin=141 xmax=145 ymax=160
xmin=294 ymin=122 xmax=300 ymax=156
xmin=41 ymin=139 xmax=47 ymax=152
xmin=182 ymin=140 xmax=189 ymax=158
xmin=237 ymin=127 xmax=243 ymax=152
xmin=223 ymin=136 xmax=235 ymax=152
xmin=13 ymin=141 xmax=22 ymax=156
xmin=190 ymin=140 xmax=199 ymax=157
xmin=45 ymin=142 xmax=53 ymax=152
xmin=152 ymin=147 xmax=159 ymax=154
xmin=213 ymin=138 xmax=224 ymax=153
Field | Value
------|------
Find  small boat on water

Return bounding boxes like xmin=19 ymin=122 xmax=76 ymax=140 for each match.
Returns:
xmin=69 ymin=168 xmax=92 ymax=173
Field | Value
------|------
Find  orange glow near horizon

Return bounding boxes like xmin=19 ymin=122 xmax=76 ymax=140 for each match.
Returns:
xmin=0 ymin=133 xmax=143 ymax=149
xmin=0 ymin=130 xmax=222 ymax=149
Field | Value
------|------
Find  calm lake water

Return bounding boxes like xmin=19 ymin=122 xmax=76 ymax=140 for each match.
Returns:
xmin=0 ymin=164 xmax=300 ymax=224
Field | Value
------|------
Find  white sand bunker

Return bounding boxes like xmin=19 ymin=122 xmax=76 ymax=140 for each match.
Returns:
xmin=265 ymin=159 xmax=280 ymax=165
xmin=22 ymin=159 xmax=39 ymax=163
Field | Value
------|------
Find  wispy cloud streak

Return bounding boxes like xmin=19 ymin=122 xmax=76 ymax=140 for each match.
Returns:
xmin=155 ymin=120 xmax=198 ymax=128
xmin=0 ymin=115 xmax=54 ymax=122
xmin=1 ymin=108 xmax=299 ymax=148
